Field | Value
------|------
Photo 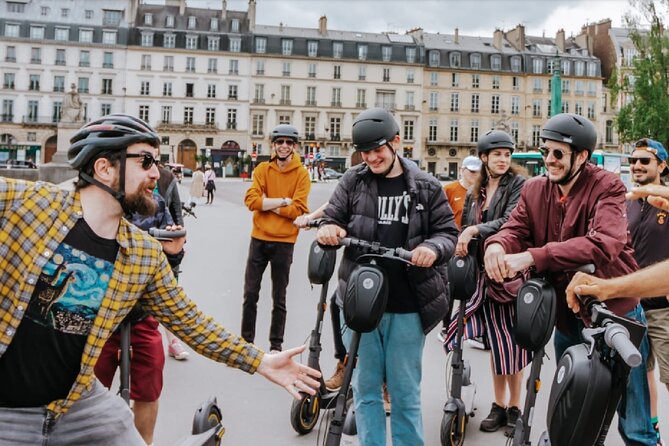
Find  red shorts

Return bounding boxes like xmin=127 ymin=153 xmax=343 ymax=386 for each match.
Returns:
xmin=94 ymin=316 xmax=165 ymax=402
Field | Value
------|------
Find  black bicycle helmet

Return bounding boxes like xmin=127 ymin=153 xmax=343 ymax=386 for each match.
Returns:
xmin=68 ymin=114 xmax=160 ymax=169
xmin=477 ymin=129 xmax=515 ymax=155
xmin=270 ymin=124 xmax=299 ymax=142
xmin=540 ymin=113 xmax=597 ymax=155
xmin=351 ymin=108 xmax=399 ymax=152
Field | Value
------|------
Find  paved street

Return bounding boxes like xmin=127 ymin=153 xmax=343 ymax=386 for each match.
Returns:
xmin=150 ymin=177 xmax=666 ymax=446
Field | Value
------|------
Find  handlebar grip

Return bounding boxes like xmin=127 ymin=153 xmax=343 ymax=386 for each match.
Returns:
xmin=306 ymin=219 xmax=321 ymax=228
xmin=605 ymin=324 xmax=642 ymax=368
xmin=575 ymin=264 xmax=595 ymax=274
xmin=396 ymin=248 xmax=414 ymax=262
xmin=148 ymin=228 xmax=187 ymax=240
xmin=338 ymin=237 xmax=354 ymax=247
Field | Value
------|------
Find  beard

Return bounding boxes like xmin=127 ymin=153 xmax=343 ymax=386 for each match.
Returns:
xmin=112 ymin=177 xmax=157 ymax=216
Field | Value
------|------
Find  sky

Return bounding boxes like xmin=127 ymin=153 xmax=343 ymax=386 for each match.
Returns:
xmin=169 ymin=0 xmax=646 ymax=38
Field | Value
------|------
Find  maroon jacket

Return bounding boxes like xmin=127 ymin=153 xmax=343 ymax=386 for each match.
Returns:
xmin=486 ymin=163 xmax=639 ymax=332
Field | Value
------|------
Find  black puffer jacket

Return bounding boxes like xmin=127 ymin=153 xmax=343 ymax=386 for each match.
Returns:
xmin=321 ymin=158 xmax=459 ymax=334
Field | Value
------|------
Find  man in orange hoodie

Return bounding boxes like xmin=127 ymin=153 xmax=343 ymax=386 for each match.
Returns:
xmin=242 ymin=124 xmax=311 ymax=352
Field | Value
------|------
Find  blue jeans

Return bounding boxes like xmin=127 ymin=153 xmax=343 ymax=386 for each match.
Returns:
xmin=554 ymin=304 xmax=656 ymax=446
xmin=343 ymin=312 xmax=425 ymax=446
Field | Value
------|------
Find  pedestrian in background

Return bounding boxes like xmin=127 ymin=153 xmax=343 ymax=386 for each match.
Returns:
xmin=190 ymin=167 xmax=205 ymax=205
xmin=241 ymin=124 xmax=311 ymax=352
xmin=204 ymin=164 xmax=216 ymax=204
xmin=443 ymin=155 xmax=482 ymax=229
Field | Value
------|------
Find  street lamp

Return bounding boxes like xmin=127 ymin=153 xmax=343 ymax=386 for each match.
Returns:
xmin=170 ymin=145 xmax=175 ymax=163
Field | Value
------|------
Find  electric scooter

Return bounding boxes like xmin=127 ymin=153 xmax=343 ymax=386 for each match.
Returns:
xmin=440 ymin=252 xmax=479 ymax=446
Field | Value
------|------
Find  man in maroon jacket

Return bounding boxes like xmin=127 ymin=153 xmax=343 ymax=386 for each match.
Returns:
xmin=483 ymin=113 xmax=656 ymax=445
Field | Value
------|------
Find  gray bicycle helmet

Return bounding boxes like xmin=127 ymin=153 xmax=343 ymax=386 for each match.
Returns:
xmin=270 ymin=124 xmax=299 ymax=142
xmin=68 ymin=114 xmax=160 ymax=169
xmin=540 ymin=113 xmax=597 ymax=155
xmin=351 ymin=108 xmax=399 ymax=152
xmin=477 ymin=129 xmax=515 ymax=155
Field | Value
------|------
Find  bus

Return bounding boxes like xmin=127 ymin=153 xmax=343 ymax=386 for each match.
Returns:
xmin=511 ymin=150 xmax=632 ymax=189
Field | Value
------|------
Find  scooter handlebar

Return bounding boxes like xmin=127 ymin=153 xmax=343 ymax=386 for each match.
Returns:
xmin=148 ymin=227 xmax=187 ymax=240
xmin=604 ymin=323 xmax=642 ymax=368
xmin=338 ymin=237 xmax=414 ymax=263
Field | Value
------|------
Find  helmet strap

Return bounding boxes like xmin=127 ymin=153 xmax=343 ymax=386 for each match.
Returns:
xmin=556 ymin=150 xmax=585 ymax=186
xmin=79 ymin=152 xmax=132 ymax=216
xmin=482 ymin=154 xmax=503 ymax=179
xmin=377 ymin=143 xmax=397 ymax=177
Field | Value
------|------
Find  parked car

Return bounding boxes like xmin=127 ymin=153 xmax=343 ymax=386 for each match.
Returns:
xmin=182 ymin=167 xmax=193 ymax=177
xmin=324 ymin=168 xmax=343 ymax=180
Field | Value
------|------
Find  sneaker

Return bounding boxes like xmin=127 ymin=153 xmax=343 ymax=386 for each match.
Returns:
xmin=168 ymin=339 xmax=189 ymax=360
xmin=504 ymin=406 xmax=521 ymax=437
xmin=480 ymin=402 xmax=507 ymax=432
xmin=383 ymin=383 xmax=391 ymax=416
xmin=325 ymin=361 xmax=345 ymax=390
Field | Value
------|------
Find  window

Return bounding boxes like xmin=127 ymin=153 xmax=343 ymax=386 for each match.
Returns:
xmin=532 ymin=125 xmax=541 ymax=147
xmin=429 ymin=92 xmax=439 ymax=111
xmin=161 ymin=106 xmax=171 ymax=124
xmin=278 ymin=114 xmax=291 ymax=125
xmin=358 ymin=44 xmax=368 ymax=60
xmin=184 ymin=107 xmax=193 ymax=124
xmin=428 ymin=119 xmax=438 ymax=142
xmin=472 ymin=74 xmax=480 ymax=88
xmin=141 ymin=55 xmax=151 ymax=70
xmin=575 ymin=61 xmax=585 ymax=76
xmin=430 ymin=72 xmax=438 ymax=86
xmin=532 ymin=58 xmax=543 ymax=74
xmin=252 ymin=114 xmax=264 ymax=136
xmin=334 ymin=65 xmax=341 ymax=80
xmin=383 ymin=68 xmax=390 ymax=82
xmin=450 ymin=52 xmax=461 ymax=67
xmin=144 ymin=13 xmax=153 ymax=25
xmin=562 ymin=79 xmax=571 ymax=93
xmin=330 ymin=117 xmax=341 ymax=139
xmin=140 ymin=81 xmax=150 ymax=96
xmin=575 ymin=80 xmax=584 ymax=95
xmin=30 ymin=26 xmax=45 ymax=40
xmin=404 ymin=119 xmax=414 ymax=141
xmin=281 ymin=61 xmax=290 ymax=76
xmin=606 ymin=120 xmax=614 ymax=143
xmin=227 ymin=109 xmax=237 ymax=129
xmin=141 ymin=32 xmax=154 ymax=47
xmin=5 ymin=23 xmax=19 ymax=37
xmin=61 ymin=8 xmax=69 ymax=18
xmin=587 ymin=63 xmax=597 ymax=77
xmin=491 ymin=95 xmax=500 ymax=114
xmin=280 ymin=85 xmax=291 ymax=104
xmin=511 ymin=96 xmax=520 ymax=115
xmin=308 ymin=63 xmax=317 ymax=78
xmin=186 ymin=36 xmax=198 ymax=50
xmin=532 ymin=99 xmax=542 ymax=117
xmin=6 ymin=46 xmax=16 ymax=62
xmin=185 ymin=83 xmax=194 ymax=97
xmin=166 ymin=15 xmax=175 ymax=27
xmin=308 ymin=41 xmax=318 ymax=57
xmin=491 ymin=54 xmax=502 ymax=70
xmin=207 ymin=84 xmax=217 ymax=98
xmin=405 ymin=91 xmax=414 ymax=110
xmin=103 ymin=10 xmax=122 ymax=26
xmin=587 ymin=102 xmax=595 ymax=119
xmin=382 ymin=46 xmax=392 ymax=62
xmin=230 ymin=60 xmax=239 ymax=75
xmin=2 ymin=99 xmax=14 ymax=122
xmin=304 ymin=116 xmax=316 ymax=138
xmin=79 ymin=50 xmax=90 ymax=67
xmin=356 ymin=89 xmax=366 ymax=108
xmin=101 ymin=103 xmax=112 ymax=116
xmin=102 ymin=31 xmax=116 ymax=45
xmin=470 ymin=53 xmax=481 ymax=69
xmin=452 ymin=73 xmax=459 ymax=87
xmin=163 ymin=82 xmax=172 ymax=96
xmin=470 ymin=120 xmax=479 ymax=143
xmin=3 ymin=73 xmax=15 ymax=89
xmin=30 ymin=47 xmax=41 ymax=64
xmin=406 ymin=69 xmax=415 ymax=84
xmin=207 ymin=58 xmax=217 ymax=73
xmin=187 ymin=16 xmax=196 ymax=29
xmin=450 ymin=93 xmax=459 ymax=112
xmin=163 ymin=56 xmax=174 ymax=71
xmin=587 ymin=81 xmax=596 ymax=96
xmin=231 ymin=18 xmax=240 ymax=32
xmin=136 ymin=105 xmax=149 ymax=122
xmin=27 ymin=100 xmax=38 ymax=122
xmin=511 ymin=56 xmax=522 ymax=73
xmin=406 ymin=47 xmax=416 ymax=63
xmin=29 ymin=74 xmax=40 ymax=91
xmin=101 ymin=78 xmax=112 ymax=95
xmin=561 ymin=60 xmax=571 ymax=76
xmin=562 ymin=101 xmax=569 ymax=113
xmin=492 ymin=75 xmax=500 ymax=89
xmin=164 ymin=34 xmax=176 ymax=49
xmin=210 ymin=18 xmax=219 ymax=31
xmin=307 ymin=86 xmax=317 ymax=106
xmin=55 ymin=49 xmax=65 ymax=65
xmin=186 ymin=57 xmax=196 ymax=73
xmin=256 ymin=60 xmax=265 ymax=75
xmin=79 ymin=29 xmax=93 ymax=43
xmin=41 ymin=6 xmax=49 ymax=15
xmin=229 ymin=37 xmax=241 ymax=53
xmin=512 ymin=76 xmax=520 ymax=91
xmin=375 ymin=91 xmax=396 ymax=110
xmin=207 ymin=36 xmax=219 ymax=51
xmin=331 ymin=88 xmax=341 ymax=107
xmin=78 ymin=77 xmax=89 ymax=94
xmin=7 ymin=2 xmax=25 ymax=13
xmin=471 ymin=93 xmax=479 ymax=113
xmin=333 ymin=42 xmax=343 ymax=59
xmin=429 ymin=50 xmax=440 ymax=67
xmin=282 ymin=39 xmax=293 ymax=56
xmin=254 ymin=84 xmax=264 ymax=103
xmin=205 ymin=108 xmax=216 ymax=125
xmin=85 ymin=9 xmax=93 ymax=19
xmin=255 ymin=37 xmax=266 ymax=53
xmin=533 ymin=78 xmax=542 ymax=93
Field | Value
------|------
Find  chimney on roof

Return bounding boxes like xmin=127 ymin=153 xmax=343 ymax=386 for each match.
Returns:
xmin=179 ymin=0 xmax=186 ymax=15
xmin=319 ymin=15 xmax=327 ymax=36
xmin=556 ymin=28 xmax=565 ymax=52
xmin=248 ymin=0 xmax=256 ymax=31
xmin=493 ymin=29 xmax=503 ymax=50
xmin=505 ymin=24 xmax=526 ymax=52
xmin=454 ymin=27 xmax=459 ymax=44
xmin=221 ymin=0 xmax=227 ymax=20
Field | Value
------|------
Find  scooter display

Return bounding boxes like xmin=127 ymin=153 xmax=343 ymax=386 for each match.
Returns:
xmin=440 ymin=253 xmax=479 ymax=446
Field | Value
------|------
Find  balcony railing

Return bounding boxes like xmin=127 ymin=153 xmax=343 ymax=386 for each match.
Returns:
xmin=375 ymin=102 xmax=396 ymax=111
xmin=228 ymin=95 xmax=238 ymax=100
xmin=304 ymin=133 xmax=316 ymax=140
xmin=5 ymin=57 xmax=16 ymax=62
xmin=79 ymin=61 xmax=90 ymax=67
xmin=22 ymin=116 xmax=58 ymax=125
xmin=330 ymin=133 xmax=341 ymax=141
xmin=3 ymin=83 xmax=15 ymax=89
xmin=404 ymin=105 xmax=415 ymax=111
xmin=279 ymin=99 xmax=291 ymax=105
xmin=252 ymin=98 xmax=265 ymax=104
xmin=331 ymin=101 xmax=342 ymax=107
xmin=1 ymin=114 xmax=14 ymax=122
xmin=226 ymin=121 xmax=237 ymax=130
xmin=156 ymin=121 xmax=219 ymax=131
xmin=163 ymin=66 xmax=174 ymax=72
xmin=31 ymin=58 xmax=41 ymax=64
xmin=305 ymin=100 xmax=317 ymax=106
xmin=103 ymin=63 xmax=114 ymax=68
xmin=355 ymin=102 xmax=366 ymax=109
xmin=55 ymin=59 xmax=66 ymax=66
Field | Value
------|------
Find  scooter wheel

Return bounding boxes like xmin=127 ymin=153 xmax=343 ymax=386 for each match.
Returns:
xmin=290 ymin=393 xmax=320 ymax=434
xmin=440 ymin=411 xmax=467 ymax=446
xmin=192 ymin=397 xmax=224 ymax=446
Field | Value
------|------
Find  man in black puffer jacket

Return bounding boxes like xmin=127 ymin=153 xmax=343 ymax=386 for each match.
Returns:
xmin=318 ymin=108 xmax=458 ymax=446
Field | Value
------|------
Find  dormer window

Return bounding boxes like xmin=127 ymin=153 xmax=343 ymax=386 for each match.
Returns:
xmin=165 ymin=15 xmax=175 ymax=28
xmin=231 ymin=18 xmax=240 ymax=32
xmin=210 ymin=18 xmax=218 ymax=31
xmin=188 ymin=16 xmax=196 ymax=29
xmin=470 ymin=53 xmax=481 ymax=69
xmin=144 ymin=13 xmax=153 ymax=25
xmin=490 ymin=54 xmax=501 ymax=70
xmin=449 ymin=52 xmax=461 ymax=68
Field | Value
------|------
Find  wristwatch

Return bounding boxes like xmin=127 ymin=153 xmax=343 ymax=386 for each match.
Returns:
xmin=281 ymin=198 xmax=289 ymax=206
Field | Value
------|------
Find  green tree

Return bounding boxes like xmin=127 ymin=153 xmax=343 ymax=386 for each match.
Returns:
xmin=613 ymin=0 xmax=669 ymax=148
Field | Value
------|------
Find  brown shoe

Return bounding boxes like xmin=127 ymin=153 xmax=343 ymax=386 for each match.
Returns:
xmin=383 ymin=383 xmax=391 ymax=416
xmin=325 ymin=361 xmax=345 ymax=390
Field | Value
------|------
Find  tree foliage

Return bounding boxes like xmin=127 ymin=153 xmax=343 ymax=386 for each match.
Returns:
xmin=613 ymin=0 xmax=669 ymax=147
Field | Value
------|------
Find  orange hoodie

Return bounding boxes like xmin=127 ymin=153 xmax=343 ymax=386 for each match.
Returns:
xmin=244 ymin=152 xmax=311 ymax=243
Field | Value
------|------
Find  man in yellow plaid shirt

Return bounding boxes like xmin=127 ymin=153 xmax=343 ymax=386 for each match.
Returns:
xmin=0 ymin=114 xmax=320 ymax=445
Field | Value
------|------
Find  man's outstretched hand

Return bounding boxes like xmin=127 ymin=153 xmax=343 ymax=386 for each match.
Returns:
xmin=256 ymin=345 xmax=322 ymax=399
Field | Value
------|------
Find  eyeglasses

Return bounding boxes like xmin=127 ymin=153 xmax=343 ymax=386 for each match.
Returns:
xmin=629 ymin=157 xmax=654 ymax=166
xmin=539 ymin=146 xmax=572 ymax=161
xmin=273 ymin=139 xmax=295 ymax=146
xmin=126 ymin=152 xmax=159 ymax=170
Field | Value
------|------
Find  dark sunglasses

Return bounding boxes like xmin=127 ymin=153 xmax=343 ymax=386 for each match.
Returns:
xmin=273 ymin=138 xmax=295 ymax=146
xmin=539 ymin=146 xmax=571 ymax=161
xmin=629 ymin=157 xmax=654 ymax=166
xmin=126 ymin=152 xmax=159 ymax=170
